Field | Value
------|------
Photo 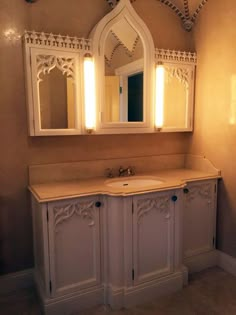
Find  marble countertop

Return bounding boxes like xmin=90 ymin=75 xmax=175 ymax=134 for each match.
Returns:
xmin=29 ymin=168 xmax=220 ymax=203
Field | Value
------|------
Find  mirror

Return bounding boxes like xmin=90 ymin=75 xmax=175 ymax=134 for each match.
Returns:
xmin=91 ymin=0 xmax=155 ymax=134
xmin=163 ymin=65 xmax=189 ymax=128
xmin=104 ymin=19 xmax=144 ymax=123
xmin=157 ymin=61 xmax=195 ymax=131
xmin=23 ymin=31 xmax=89 ymax=136
xmin=24 ymin=1 xmax=196 ymax=136
xmin=38 ymin=59 xmax=76 ymax=129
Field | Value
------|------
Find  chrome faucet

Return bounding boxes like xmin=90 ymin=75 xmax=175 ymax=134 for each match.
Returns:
xmin=118 ymin=166 xmax=135 ymax=177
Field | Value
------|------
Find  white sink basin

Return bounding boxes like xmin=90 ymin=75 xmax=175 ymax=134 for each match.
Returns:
xmin=105 ymin=176 xmax=164 ymax=188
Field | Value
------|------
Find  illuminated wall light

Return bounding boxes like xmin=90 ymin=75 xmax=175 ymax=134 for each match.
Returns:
xmin=155 ymin=65 xmax=165 ymax=129
xmin=229 ymin=74 xmax=236 ymax=125
xmin=84 ymin=55 xmax=96 ymax=132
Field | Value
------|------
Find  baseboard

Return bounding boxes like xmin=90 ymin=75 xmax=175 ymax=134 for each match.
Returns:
xmin=217 ymin=250 xmax=236 ymax=277
xmin=42 ymin=287 xmax=104 ymax=315
xmin=0 ymin=269 xmax=34 ymax=295
xmin=123 ymin=271 xmax=184 ymax=308
xmin=184 ymin=250 xmax=218 ymax=274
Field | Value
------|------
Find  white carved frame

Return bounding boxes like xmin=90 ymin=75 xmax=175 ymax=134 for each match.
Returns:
xmin=90 ymin=0 xmax=155 ymax=134
xmin=24 ymin=10 xmax=197 ymax=136
xmin=23 ymin=31 xmax=92 ymax=136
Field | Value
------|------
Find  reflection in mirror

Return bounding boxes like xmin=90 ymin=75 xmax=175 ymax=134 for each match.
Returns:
xmin=104 ymin=19 xmax=144 ymax=123
xmin=37 ymin=55 xmax=76 ymax=129
xmin=163 ymin=66 xmax=189 ymax=128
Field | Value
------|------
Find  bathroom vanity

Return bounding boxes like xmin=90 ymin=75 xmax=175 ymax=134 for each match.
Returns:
xmin=29 ymin=154 xmax=220 ymax=315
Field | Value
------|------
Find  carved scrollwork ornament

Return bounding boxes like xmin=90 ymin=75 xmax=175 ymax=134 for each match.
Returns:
xmin=24 ymin=31 xmax=92 ymax=52
xmin=36 ymin=55 xmax=75 ymax=82
xmin=165 ymin=67 xmax=190 ymax=87
xmin=53 ymin=201 xmax=96 ymax=232
xmin=185 ymin=184 xmax=212 ymax=203
xmin=137 ymin=196 xmax=171 ymax=224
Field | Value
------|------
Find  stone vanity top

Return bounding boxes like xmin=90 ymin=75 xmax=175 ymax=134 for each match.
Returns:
xmin=29 ymin=168 xmax=220 ymax=203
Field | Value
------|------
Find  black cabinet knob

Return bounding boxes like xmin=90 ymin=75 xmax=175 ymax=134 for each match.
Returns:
xmin=95 ymin=201 xmax=101 ymax=208
xmin=183 ymin=188 xmax=189 ymax=194
xmin=171 ymin=195 xmax=178 ymax=202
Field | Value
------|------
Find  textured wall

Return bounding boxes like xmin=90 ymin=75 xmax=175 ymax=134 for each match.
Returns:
xmin=0 ymin=0 xmax=192 ymax=274
xmin=189 ymin=0 xmax=236 ymax=256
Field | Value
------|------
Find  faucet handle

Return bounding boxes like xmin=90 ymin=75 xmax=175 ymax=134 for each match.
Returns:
xmin=105 ymin=168 xmax=114 ymax=178
xmin=118 ymin=166 xmax=124 ymax=176
xmin=128 ymin=166 xmax=135 ymax=176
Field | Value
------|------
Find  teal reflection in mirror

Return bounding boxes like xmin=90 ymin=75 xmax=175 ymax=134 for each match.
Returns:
xmin=38 ymin=56 xmax=76 ymax=130
xmin=104 ymin=19 xmax=144 ymax=123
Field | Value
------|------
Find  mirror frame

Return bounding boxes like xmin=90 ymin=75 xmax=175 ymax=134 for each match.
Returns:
xmin=90 ymin=0 xmax=155 ymax=134
xmin=23 ymin=31 xmax=91 ymax=136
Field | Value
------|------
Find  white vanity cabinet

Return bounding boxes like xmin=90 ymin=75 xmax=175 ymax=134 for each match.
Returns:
xmin=183 ymin=179 xmax=217 ymax=264
xmin=106 ymin=189 xmax=185 ymax=308
xmin=31 ymin=177 xmax=218 ymax=314
xmin=132 ymin=191 xmax=177 ymax=285
xmin=32 ymin=195 xmax=104 ymax=313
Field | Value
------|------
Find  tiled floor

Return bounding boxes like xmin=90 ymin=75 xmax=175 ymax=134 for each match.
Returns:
xmin=1 ymin=267 xmax=236 ymax=315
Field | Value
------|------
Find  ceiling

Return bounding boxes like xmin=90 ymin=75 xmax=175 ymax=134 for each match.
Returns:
xmin=105 ymin=0 xmax=209 ymax=31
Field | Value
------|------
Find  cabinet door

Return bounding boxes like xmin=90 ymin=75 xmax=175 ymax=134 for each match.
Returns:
xmin=183 ymin=180 xmax=217 ymax=258
xmin=132 ymin=191 xmax=175 ymax=285
xmin=47 ymin=196 xmax=102 ymax=297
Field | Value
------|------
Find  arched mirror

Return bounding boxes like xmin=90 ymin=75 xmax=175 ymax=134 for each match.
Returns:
xmin=104 ymin=19 xmax=144 ymax=123
xmin=91 ymin=0 xmax=155 ymax=134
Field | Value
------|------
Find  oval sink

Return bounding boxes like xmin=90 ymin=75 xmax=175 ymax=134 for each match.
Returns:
xmin=105 ymin=176 xmax=164 ymax=188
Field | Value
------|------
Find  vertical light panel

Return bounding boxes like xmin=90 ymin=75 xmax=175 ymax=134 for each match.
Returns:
xmin=84 ymin=56 xmax=96 ymax=131
xmin=155 ymin=65 xmax=165 ymax=129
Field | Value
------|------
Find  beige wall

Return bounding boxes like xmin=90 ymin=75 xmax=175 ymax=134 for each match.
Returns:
xmin=190 ymin=0 xmax=236 ymax=256
xmin=0 ymin=0 xmax=192 ymax=275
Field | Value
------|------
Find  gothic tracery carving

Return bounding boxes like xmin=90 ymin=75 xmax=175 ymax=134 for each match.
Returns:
xmin=53 ymin=200 xmax=96 ymax=232
xmin=36 ymin=55 xmax=75 ymax=82
xmin=137 ymin=196 xmax=171 ymax=224
xmin=165 ymin=66 xmax=190 ymax=87
xmin=185 ymin=184 xmax=212 ymax=203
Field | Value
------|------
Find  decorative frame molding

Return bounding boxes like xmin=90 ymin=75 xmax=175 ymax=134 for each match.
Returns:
xmin=155 ymin=48 xmax=197 ymax=65
xmin=23 ymin=31 xmax=92 ymax=53
xmin=91 ymin=0 xmax=155 ymax=134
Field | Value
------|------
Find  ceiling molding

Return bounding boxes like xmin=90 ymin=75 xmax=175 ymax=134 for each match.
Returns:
xmin=105 ymin=0 xmax=209 ymax=31
xmin=157 ymin=0 xmax=208 ymax=31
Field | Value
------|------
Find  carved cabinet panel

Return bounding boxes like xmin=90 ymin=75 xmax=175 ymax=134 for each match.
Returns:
xmin=132 ymin=190 xmax=176 ymax=285
xmin=47 ymin=195 xmax=102 ymax=297
xmin=183 ymin=179 xmax=217 ymax=259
